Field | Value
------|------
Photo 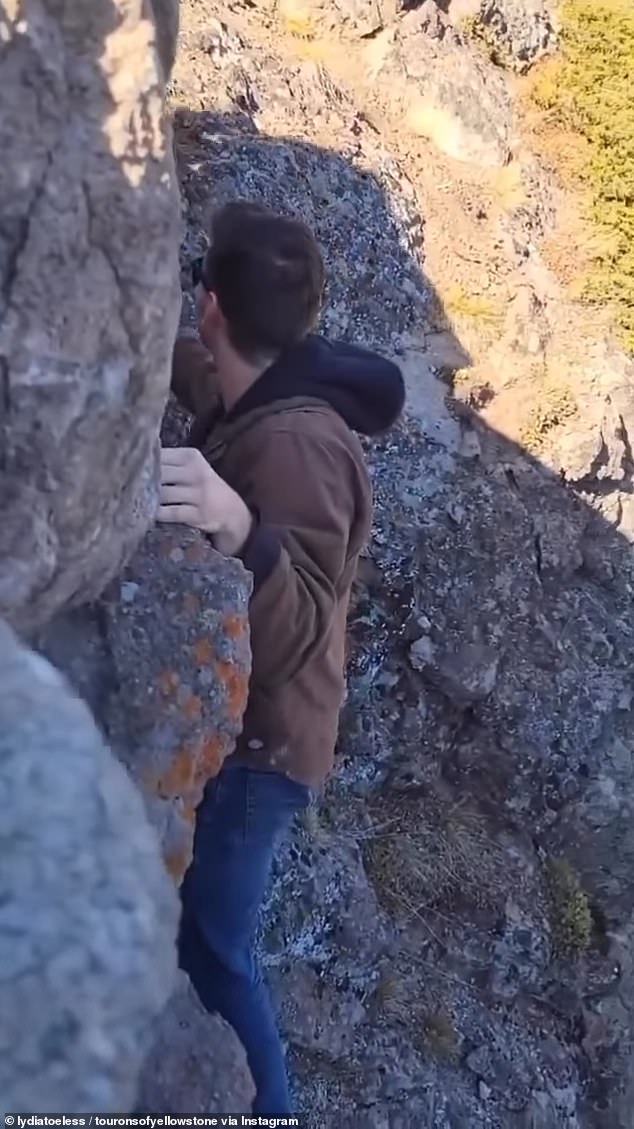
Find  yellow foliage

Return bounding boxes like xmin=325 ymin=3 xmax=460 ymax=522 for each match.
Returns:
xmin=445 ymin=283 xmax=502 ymax=326
xmin=532 ymin=0 xmax=634 ymax=351
xmin=493 ymin=161 xmax=528 ymax=209
xmin=520 ymin=385 xmax=578 ymax=451
xmin=278 ymin=0 xmax=317 ymax=39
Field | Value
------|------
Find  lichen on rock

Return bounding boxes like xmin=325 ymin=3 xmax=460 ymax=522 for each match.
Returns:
xmin=40 ymin=519 xmax=252 ymax=885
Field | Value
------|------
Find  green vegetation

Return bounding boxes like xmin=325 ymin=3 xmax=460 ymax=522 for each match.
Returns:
xmin=546 ymin=858 xmax=593 ymax=957
xmin=532 ymin=0 xmax=634 ymax=351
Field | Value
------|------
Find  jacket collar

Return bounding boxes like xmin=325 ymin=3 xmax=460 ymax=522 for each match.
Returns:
xmin=194 ymin=396 xmax=335 ymax=466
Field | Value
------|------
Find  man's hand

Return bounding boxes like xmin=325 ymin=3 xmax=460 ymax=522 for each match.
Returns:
xmin=159 ymin=447 xmax=253 ymax=556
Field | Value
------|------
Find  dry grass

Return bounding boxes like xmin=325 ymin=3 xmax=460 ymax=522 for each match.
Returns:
xmin=444 ymin=283 xmax=503 ymax=328
xmin=492 ymin=160 xmax=528 ymax=210
xmin=363 ymin=794 xmax=508 ymax=920
xmin=520 ymin=385 xmax=578 ymax=451
xmin=279 ymin=0 xmax=317 ymax=39
xmin=373 ymin=970 xmax=460 ymax=1061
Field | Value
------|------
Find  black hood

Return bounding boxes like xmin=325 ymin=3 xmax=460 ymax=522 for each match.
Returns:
xmin=226 ymin=335 xmax=405 ymax=436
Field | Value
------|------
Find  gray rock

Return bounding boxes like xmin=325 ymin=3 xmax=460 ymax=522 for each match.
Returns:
xmin=271 ymin=964 xmax=366 ymax=1057
xmin=278 ymin=0 xmax=399 ymax=37
xmin=490 ymin=899 xmax=551 ymax=1001
xmin=136 ymin=974 xmax=254 ymax=1113
xmin=0 ymin=621 xmax=178 ymax=1112
xmin=364 ymin=9 xmax=513 ymax=166
xmin=412 ymin=638 xmax=499 ymax=706
xmin=150 ymin=0 xmax=180 ymax=79
xmin=399 ymin=17 xmax=513 ymax=165
xmin=333 ymin=0 xmax=398 ymax=35
xmin=480 ymin=0 xmax=558 ymax=72
xmin=0 ymin=0 xmax=181 ymax=633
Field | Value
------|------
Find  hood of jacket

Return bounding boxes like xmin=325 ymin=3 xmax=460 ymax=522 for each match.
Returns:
xmin=226 ymin=335 xmax=405 ymax=437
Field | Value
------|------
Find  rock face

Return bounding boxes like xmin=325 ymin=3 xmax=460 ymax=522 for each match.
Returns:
xmin=276 ymin=0 xmax=513 ymax=165
xmin=0 ymin=621 xmax=179 ymax=1113
xmin=480 ymin=0 xmax=558 ymax=71
xmin=280 ymin=0 xmax=399 ymax=36
xmin=0 ymin=0 xmax=181 ymax=634
xmin=393 ymin=8 xmax=513 ymax=165
xmin=171 ymin=4 xmax=634 ymax=1125
xmin=137 ymin=974 xmax=255 ymax=1113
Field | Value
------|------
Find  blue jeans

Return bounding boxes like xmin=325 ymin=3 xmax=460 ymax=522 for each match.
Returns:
xmin=178 ymin=765 xmax=310 ymax=1115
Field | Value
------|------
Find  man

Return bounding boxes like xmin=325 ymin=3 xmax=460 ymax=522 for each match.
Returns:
xmin=160 ymin=201 xmax=404 ymax=1114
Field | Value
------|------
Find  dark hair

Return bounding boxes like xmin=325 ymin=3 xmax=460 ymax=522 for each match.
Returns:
xmin=201 ymin=201 xmax=325 ymax=360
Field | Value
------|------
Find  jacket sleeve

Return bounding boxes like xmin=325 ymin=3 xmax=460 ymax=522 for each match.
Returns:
xmin=239 ymin=427 xmax=360 ymax=691
xmin=171 ymin=334 xmax=220 ymax=419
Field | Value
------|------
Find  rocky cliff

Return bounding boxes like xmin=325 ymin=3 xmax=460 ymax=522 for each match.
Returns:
xmin=3 ymin=0 xmax=634 ymax=1125
xmin=170 ymin=2 xmax=634 ymax=1125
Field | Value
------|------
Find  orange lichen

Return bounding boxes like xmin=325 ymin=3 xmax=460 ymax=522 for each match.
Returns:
xmin=156 ymin=747 xmax=195 ymax=797
xmin=213 ymin=659 xmax=249 ymax=719
xmin=164 ymin=847 xmax=191 ymax=884
xmin=196 ymin=734 xmax=226 ymax=783
xmin=193 ymin=638 xmax=214 ymax=665
xmin=157 ymin=669 xmax=180 ymax=696
xmin=181 ymin=803 xmax=197 ymax=825
xmin=183 ymin=694 xmax=203 ymax=721
xmin=183 ymin=592 xmax=201 ymax=615
xmin=224 ymin=614 xmax=248 ymax=640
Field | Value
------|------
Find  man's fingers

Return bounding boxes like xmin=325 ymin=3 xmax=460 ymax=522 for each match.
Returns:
xmin=160 ymin=462 xmax=195 ymax=486
xmin=159 ymin=484 xmax=198 ymax=506
xmin=161 ymin=447 xmax=207 ymax=486
xmin=160 ymin=446 xmax=192 ymax=466
xmin=157 ymin=503 xmax=201 ymax=526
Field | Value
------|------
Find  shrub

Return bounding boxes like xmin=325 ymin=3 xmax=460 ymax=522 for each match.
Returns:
xmin=532 ymin=0 xmax=634 ymax=352
xmin=546 ymin=857 xmax=593 ymax=956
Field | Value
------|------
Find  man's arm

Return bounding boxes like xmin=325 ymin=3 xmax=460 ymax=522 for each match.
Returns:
xmin=171 ymin=334 xmax=220 ymax=419
xmin=158 ymin=425 xmax=363 ymax=689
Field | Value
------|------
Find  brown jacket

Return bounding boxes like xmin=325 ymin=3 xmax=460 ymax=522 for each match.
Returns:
xmin=172 ymin=334 xmax=404 ymax=787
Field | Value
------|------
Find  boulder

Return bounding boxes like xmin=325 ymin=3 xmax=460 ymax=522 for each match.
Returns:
xmin=0 ymin=621 xmax=179 ymax=1113
xmin=479 ymin=0 xmax=558 ymax=72
xmin=275 ymin=0 xmax=514 ymax=165
xmin=0 ymin=0 xmax=181 ymax=634
xmin=137 ymin=974 xmax=255 ymax=1113
xmin=395 ymin=10 xmax=513 ymax=165
xmin=40 ymin=521 xmax=252 ymax=884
